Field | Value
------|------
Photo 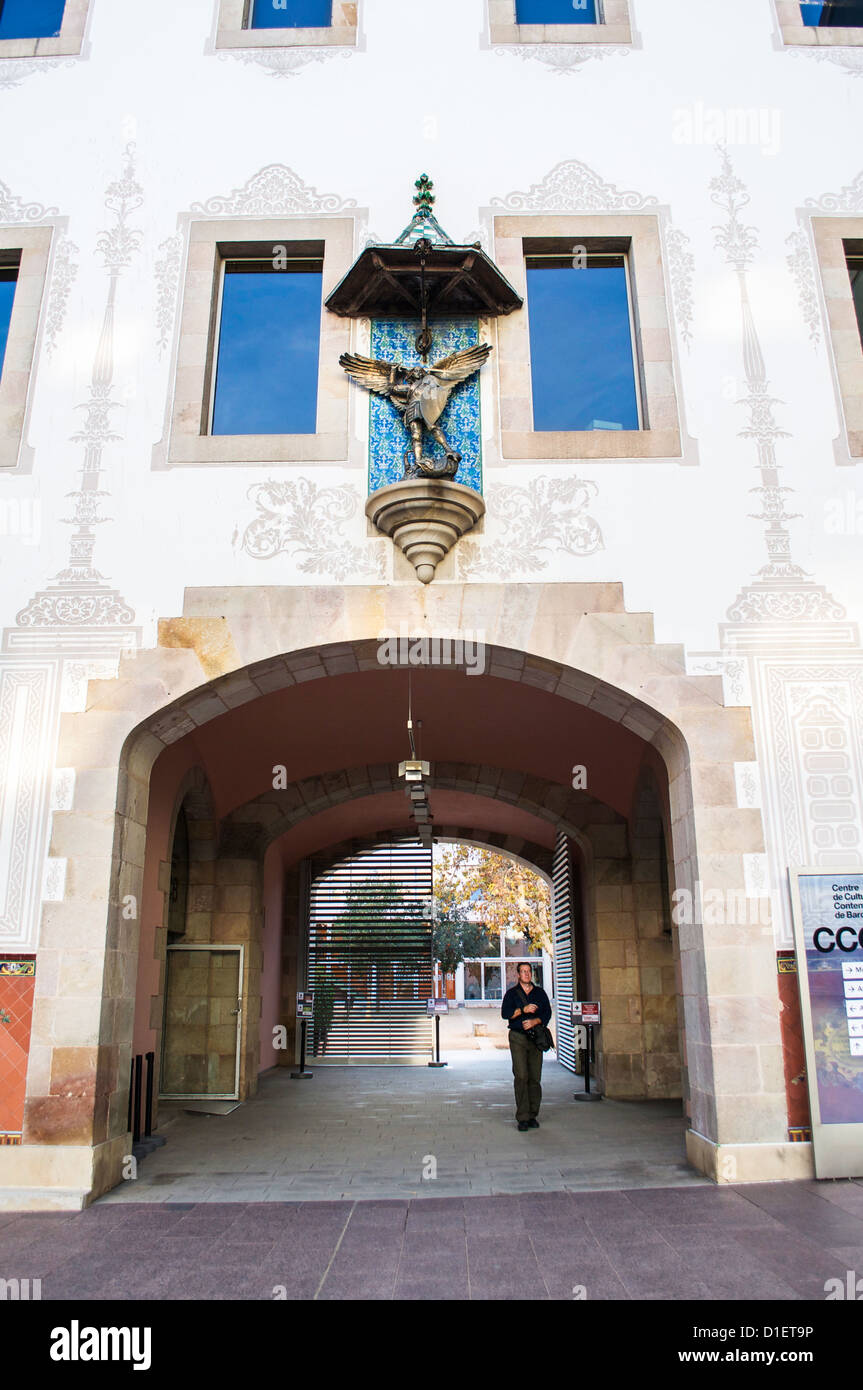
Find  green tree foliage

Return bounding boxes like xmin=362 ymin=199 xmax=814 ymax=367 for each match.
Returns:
xmin=326 ymin=875 xmax=426 ymax=1013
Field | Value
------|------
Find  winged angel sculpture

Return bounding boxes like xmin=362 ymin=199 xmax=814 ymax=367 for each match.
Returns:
xmin=339 ymin=343 xmax=492 ymax=481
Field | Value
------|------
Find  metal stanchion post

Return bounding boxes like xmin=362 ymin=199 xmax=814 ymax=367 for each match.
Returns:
xmin=428 ymin=1012 xmax=447 ymax=1067
xmin=132 ymin=1054 xmax=143 ymax=1141
xmin=141 ymin=1051 xmax=167 ymax=1151
xmin=144 ymin=1051 xmax=154 ymax=1137
xmin=291 ymin=1017 xmax=313 ymax=1079
xmin=574 ymin=1021 xmax=602 ymax=1103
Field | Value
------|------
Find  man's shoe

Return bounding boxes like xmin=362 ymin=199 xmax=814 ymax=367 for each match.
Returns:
xmin=517 ymin=1121 xmax=529 ymax=1132
xmin=527 ymin=1119 xmax=540 ymax=1129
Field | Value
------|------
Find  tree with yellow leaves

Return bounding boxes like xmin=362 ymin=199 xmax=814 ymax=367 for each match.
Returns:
xmin=433 ymin=844 xmax=551 ymax=958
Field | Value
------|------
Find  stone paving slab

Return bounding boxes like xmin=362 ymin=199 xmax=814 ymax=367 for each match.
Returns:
xmin=1 ymin=1183 xmax=861 ymax=1301
xmin=98 ymin=1053 xmax=706 ymax=1205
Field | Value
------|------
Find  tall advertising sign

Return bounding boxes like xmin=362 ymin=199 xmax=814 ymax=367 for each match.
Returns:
xmin=789 ymin=869 xmax=863 ymax=1178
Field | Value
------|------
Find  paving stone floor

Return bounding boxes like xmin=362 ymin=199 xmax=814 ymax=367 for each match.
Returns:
xmin=3 ymin=1058 xmax=862 ymax=1300
xmin=2 ymin=1182 xmax=863 ymax=1301
xmin=100 ymin=1052 xmax=705 ymax=1203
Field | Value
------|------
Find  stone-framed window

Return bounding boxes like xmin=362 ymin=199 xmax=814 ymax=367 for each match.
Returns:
xmin=0 ymin=227 xmax=52 ymax=471
xmin=215 ymin=0 xmax=357 ymax=50
xmin=0 ymin=0 xmax=89 ymax=58
xmin=493 ymin=214 xmax=680 ymax=461
xmin=166 ymin=217 xmax=353 ymax=467
xmin=812 ymin=217 xmax=863 ymax=458
xmin=489 ymin=0 xmax=632 ymax=46
xmin=776 ymin=0 xmax=863 ymax=45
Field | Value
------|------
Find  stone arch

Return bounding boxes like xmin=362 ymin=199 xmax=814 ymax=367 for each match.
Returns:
xmin=221 ymin=761 xmax=627 ymax=859
xmin=24 ymin=581 xmax=800 ymax=1203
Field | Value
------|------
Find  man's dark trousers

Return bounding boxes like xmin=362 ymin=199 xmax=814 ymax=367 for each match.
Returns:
xmin=509 ymin=1029 xmax=543 ymax=1122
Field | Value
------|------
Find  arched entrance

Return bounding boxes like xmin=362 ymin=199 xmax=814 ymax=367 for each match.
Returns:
xmin=16 ymin=581 xmax=805 ymax=1206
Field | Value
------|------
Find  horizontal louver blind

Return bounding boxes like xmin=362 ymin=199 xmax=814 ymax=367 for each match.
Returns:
xmin=553 ymin=831 xmax=576 ymax=1072
xmin=308 ymin=839 xmax=434 ymax=1063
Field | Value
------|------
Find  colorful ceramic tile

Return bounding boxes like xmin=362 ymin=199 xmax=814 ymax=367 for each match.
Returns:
xmin=368 ymin=318 xmax=483 ymax=494
xmin=0 ymin=958 xmax=36 ymax=976
xmin=0 ymin=972 xmax=35 ymax=1135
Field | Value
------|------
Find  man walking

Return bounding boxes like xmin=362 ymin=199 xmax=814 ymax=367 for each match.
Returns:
xmin=501 ymin=962 xmax=552 ymax=1132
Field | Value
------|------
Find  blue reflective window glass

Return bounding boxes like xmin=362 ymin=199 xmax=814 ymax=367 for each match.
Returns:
xmin=526 ymin=255 xmax=640 ymax=432
xmin=849 ymin=259 xmax=863 ymax=348
xmin=0 ymin=270 xmax=17 ymax=379
xmin=211 ymin=260 xmax=322 ymax=436
xmin=0 ymin=0 xmax=66 ymax=38
xmin=515 ymin=0 xmax=597 ymax=22
xmin=250 ymin=0 xmax=332 ymax=27
xmin=800 ymin=1 xmax=863 ymax=23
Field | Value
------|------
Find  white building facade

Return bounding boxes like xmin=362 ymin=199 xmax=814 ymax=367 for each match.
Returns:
xmin=1 ymin=0 xmax=863 ymax=1206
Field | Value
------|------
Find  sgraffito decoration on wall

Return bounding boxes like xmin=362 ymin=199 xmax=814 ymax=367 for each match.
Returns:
xmin=221 ymin=46 xmax=353 ymax=80
xmin=189 ymin=164 xmax=357 ymax=219
xmin=711 ymin=146 xmax=846 ymax=631
xmin=458 ymin=474 xmax=604 ymax=580
xmin=0 ymin=58 xmax=70 ymax=91
xmin=155 ymin=234 xmax=183 ymax=358
xmin=0 ymin=178 xmax=58 ymax=224
xmin=235 ymin=477 xmax=386 ymax=582
xmin=495 ymin=44 xmax=630 ymax=76
xmin=15 ymin=144 xmax=141 ymax=640
xmin=368 ymin=318 xmax=483 ymax=494
xmin=785 ymin=224 xmax=822 ymax=349
xmin=43 ymin=235 xmax=79 ymax=358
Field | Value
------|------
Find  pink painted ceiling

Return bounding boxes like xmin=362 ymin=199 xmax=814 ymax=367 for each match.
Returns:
xmin=169 ymin=667 xmax=650 ymax=826
xmin=269 ymin=788 xmax=559 ymax=871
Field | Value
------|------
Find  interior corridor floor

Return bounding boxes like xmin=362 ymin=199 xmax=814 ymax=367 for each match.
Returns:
xmin=99 ymin=1052 xmax=707 ymax=1204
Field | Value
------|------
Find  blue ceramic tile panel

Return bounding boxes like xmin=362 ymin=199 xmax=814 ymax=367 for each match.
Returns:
xmin=368 ymin=318 xmax=483 ymax=495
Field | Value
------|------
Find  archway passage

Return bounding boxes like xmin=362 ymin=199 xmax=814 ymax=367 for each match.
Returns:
xmin=122 ymin=652 xmax=699 ymax=1203
xmin=132 ymin=661 xmax=683 ymax=1111
xmin=21 ymin=583 xmax=799 ymax=1206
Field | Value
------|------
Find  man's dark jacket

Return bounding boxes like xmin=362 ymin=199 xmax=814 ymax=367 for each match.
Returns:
xmin=501 ymin=982 xmax=552 ymax=1034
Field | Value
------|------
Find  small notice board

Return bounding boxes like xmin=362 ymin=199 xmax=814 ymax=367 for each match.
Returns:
xmin=296 ymin=991 xmax=315 ymax=1021
xmin=571 ymin=1001 xmax=601 ymax=1026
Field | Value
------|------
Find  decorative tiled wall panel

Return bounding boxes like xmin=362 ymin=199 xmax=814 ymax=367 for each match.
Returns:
xmin=368 ymin=317 xmax=483 ymax=493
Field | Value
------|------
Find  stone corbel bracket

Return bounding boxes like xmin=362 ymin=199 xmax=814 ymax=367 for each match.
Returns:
xmin=365 ymin=479 xmax=485 ymax=584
